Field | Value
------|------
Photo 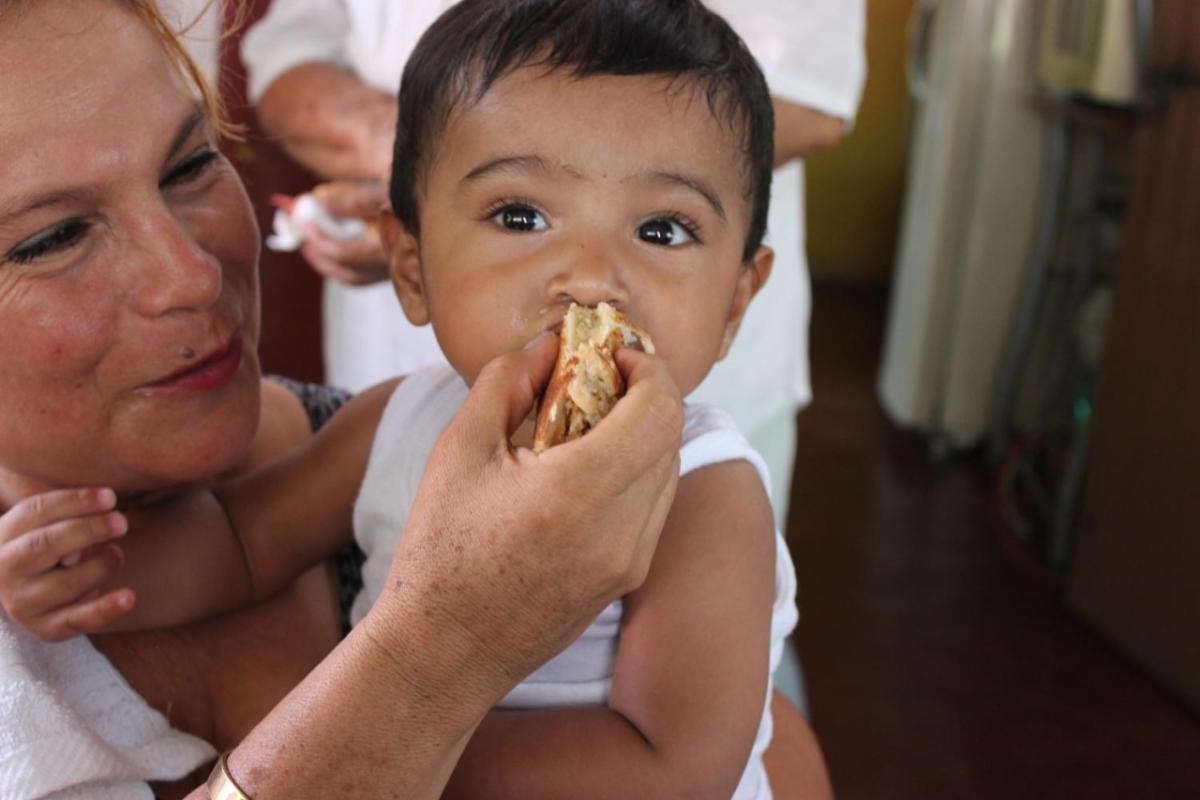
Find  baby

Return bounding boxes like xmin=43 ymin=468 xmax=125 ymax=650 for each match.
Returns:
xmin=0 ymin=0 xmax=795 ymax=796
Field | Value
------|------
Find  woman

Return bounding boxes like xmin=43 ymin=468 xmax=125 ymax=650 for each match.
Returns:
xmin=0 ymin=1 xmax=681 ymax=797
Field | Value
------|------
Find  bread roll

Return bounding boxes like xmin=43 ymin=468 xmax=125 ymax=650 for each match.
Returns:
xmin=532 ymin=303 xmax=655 ymax=452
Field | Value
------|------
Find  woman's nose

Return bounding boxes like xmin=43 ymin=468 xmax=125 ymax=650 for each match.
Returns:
xmin=127 ymin=211 xmax=223 ymax=317
xmin=545 ymin=237 xmax=629 ymax=309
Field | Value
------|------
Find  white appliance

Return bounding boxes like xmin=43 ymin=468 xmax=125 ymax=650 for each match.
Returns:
xmin=877 ymin=0 xmax=1051 ymax=449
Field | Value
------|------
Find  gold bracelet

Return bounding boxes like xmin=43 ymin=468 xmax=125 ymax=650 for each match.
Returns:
xmin=207 ymin=751 xmax=252 ymax=800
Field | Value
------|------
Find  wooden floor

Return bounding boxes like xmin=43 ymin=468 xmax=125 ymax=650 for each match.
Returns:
xmin=786 ymin=284 xmax=1200 ymax=799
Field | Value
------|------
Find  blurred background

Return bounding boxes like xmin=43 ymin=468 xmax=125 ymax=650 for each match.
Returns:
xmin=215 ymin=0 xmax=1200 ymax=796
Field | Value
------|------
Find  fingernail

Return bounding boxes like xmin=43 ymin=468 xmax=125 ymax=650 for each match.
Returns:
xmin=109 ymin=513 xmax=128 ymax=536
xmin=98 ymin=488 xmax=116 ymax=507
xmin=524 ymin=330 xmax=554 ymax=349
xmin=60 ymin=552 xmax=81 ymax=568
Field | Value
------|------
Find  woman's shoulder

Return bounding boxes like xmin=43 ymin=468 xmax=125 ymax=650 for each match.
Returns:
xmin=245 ymin=377 xmax=359 ymax=473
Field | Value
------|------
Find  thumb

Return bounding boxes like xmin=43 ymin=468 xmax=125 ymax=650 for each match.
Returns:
xmin=451 ymin=332 xmax=559 ymax=458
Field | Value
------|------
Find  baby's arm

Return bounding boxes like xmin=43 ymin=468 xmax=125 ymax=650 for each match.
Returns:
xmin=112 ymin=377 xmax=398 ymax=631
xmin=442 ymin=458 xmax=777 ymax=798
xmin=0 ymin=379 xmax=397 ymax=639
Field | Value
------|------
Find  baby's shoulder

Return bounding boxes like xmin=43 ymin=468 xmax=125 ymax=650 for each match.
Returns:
xmin=679 ymin=403 xmax=772 ymax=493
xmin=375 ymin=364 xmax=467 ymax=436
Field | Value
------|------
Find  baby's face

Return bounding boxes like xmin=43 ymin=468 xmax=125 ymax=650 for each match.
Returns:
xmin=389 ymin=68 xmax=770 ymax=395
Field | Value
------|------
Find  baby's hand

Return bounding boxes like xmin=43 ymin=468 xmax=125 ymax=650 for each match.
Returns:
xmin=0 ymin=488 xmax=134 ymax=642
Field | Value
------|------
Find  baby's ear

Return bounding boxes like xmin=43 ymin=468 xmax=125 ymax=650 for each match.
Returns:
xmin=381 ymin=210 xmax=430 ymax=326
xmin=717 ymin=245 xmax=774 ymax=361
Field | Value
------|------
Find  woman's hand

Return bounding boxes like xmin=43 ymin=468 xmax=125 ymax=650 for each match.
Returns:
xmin=0 ymin=488 xmax=134 ymax=641
xmin=368 ymin=332 xmax=684 ymax=705
xmin=300 ymin=180 xmax=391 ymax=285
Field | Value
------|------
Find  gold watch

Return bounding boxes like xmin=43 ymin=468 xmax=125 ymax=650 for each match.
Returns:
xmin=207 ymin=751 xmax=252 ymax=800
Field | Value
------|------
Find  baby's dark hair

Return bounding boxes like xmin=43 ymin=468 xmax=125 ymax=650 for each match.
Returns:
xmin=389 ymin=0 xmax=775 ymax=263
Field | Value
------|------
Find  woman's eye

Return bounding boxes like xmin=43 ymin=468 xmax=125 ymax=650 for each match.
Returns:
xmin=4 ymin=220 xmax=90 ymax=265
xmin=638 ymin=218 xmax=696 ymax=247
xmin=491 ymin=205 xmax=548 ymax=232
xmin=162 ymin=149 xmax=220 ymax=188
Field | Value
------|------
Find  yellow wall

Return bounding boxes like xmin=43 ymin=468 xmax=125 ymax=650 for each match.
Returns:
xmin=806 ymin=0 xmax=915 ymax=285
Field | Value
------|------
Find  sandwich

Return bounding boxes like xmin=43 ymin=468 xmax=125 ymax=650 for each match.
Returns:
xmin=532 ymin=302 xmax=655 ymax=452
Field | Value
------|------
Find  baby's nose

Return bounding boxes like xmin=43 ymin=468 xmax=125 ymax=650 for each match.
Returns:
xmin=546 ymin=247 xmax=628 ymax=309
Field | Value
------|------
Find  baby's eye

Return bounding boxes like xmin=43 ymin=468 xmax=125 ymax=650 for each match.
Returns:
xmin=637 ymin=217 xmax=696 ymax=247
xmin=491 ymin=204 xmax=548 ymax=232
xmin=4 ymin=219 xmax=90 ymax=265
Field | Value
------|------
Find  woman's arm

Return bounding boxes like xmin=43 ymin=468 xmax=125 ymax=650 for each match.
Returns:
xmin=442 ymin=457 xmax=778 ymax=799
xmin=773 ymin=97 xmax=847 ymax=167
xmin=764 ymin=692 xmax=834 ymax=799
xmin=180 ymin=334 xmax=684 ymax=799
xmin=257 ymin=62 xmax=397 ymax=181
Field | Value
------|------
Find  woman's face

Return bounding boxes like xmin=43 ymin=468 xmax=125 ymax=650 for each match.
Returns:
xmin=0 ymin=0 xmax=262 ymax=498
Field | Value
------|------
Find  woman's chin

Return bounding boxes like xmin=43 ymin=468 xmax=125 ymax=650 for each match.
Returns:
xmin=109 ymin=371 xmax=263 ymax=491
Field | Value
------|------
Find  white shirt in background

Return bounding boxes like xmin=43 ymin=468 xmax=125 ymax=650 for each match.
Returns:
xmin=161 ymin=0 xmax=223 ymax=81
xmin=693 ymin=0 xmax=866 ymax=431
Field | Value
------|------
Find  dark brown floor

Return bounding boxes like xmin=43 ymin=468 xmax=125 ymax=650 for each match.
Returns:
xmin=787 ymin=284 xmax=1200 ymax=800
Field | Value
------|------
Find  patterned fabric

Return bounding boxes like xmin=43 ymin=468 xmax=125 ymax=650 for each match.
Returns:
xmin=268 ymin=376 xmax=353 ymax=432
xmin=267 ymin=377 xmax=364 ymax=634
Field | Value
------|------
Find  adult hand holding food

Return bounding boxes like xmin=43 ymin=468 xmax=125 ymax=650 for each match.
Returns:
xmin=214 ymin=331 xmax=683 ymax=800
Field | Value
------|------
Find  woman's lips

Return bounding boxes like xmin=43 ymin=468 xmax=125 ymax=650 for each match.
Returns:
xmin=145 ymin=334 xmax=244 ymax=393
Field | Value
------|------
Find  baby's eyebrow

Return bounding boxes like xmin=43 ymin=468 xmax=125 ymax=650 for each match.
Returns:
xmin=634 ymin=172 xmax=726 ymax=221
xmin=462 ymin=154 xmax=584 ymax=184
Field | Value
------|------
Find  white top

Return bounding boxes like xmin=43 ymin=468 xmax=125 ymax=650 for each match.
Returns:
xmin=0 ymin=617 xmax=216 ymax=799
xmin=693 ymin=0 xmax=866 ymax=429
xmin=351 ymin=365 xmax=798 ymax=800
xmin=161 ymin=0 xmax=222 ymax=82
xmin=242 ymin=0 xmax=866 ymax=426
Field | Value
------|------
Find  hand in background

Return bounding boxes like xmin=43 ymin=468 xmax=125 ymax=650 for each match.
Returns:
xmin=273 ymin=179 xmax=392 ymax=286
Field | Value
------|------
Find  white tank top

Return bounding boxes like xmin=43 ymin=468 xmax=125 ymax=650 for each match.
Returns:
xmin=351 ymin=365 xmax=798 ymax=799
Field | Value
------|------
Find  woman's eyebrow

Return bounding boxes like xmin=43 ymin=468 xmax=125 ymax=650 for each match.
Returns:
xmin=0 ymin=190 xmax=90 ymax=230
xmin=0 ymin=107 xmax=212 ymax=229
xmin=163 ymin=105 xmax=210 ymax=164
xmin=632 ymin=172 xmax=727 ymax=221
